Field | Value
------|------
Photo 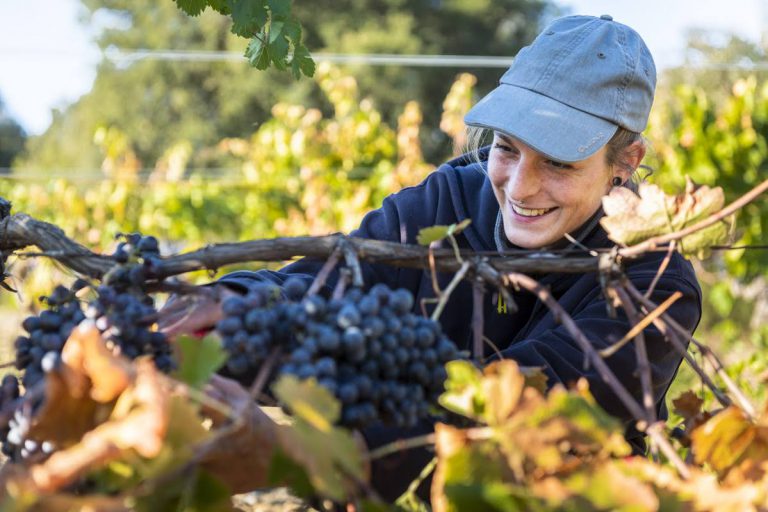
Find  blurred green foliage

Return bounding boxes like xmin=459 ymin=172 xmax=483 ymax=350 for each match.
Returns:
xmin=1 ymin=64 xmax=455 ymax=312
xmin=645 ymin=76 xmax=768 ymax=358
xmin=646 ymin=35 xmax=768 ymax=414
xmin=14 ymin=0 xmax=553 ymax=172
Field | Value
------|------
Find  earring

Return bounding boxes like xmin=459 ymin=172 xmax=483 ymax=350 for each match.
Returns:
xmin=612 ymin=176 xmax=622 ymax=187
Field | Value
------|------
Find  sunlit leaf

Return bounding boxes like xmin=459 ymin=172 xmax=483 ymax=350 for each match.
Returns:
xmin=23 ymin=359 xmax=170 ymax=493
xmin=30 ymin=323 xmax=134 ymax=445
xmin=600 ymin=178 xmax=733 ymax=257
xmin=174 ymin=334 xmax=227 ymax=389
xmin=438 ymin=360 xmax=484 ymax=420
xmin=691 ymin=406 xmax=755 ymax=474
xmin=480 ymin=360 xmax=526 ymax=426
xmin=561 ymin=463 xmax=659 ymax=511
xmin=432 ymin=423 xmax=531 ymax=512
xmin=62 ymin=322 xmax=133 ymax=403
xmin=272 ymin=376 xmax=365 ymax=501
xmin=519 ymin=366 xmax=548 ymax=394
xmin=272 ymin=375 xmax=339 ymax=429
xmin=417 ymin=219 xmax=471 ymax=246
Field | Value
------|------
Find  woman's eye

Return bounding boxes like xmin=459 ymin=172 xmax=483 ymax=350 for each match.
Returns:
xmin=547 ymin=159 xmax=572 ymax=169
xmin=493 ymin=143 xmax=516 ymax=154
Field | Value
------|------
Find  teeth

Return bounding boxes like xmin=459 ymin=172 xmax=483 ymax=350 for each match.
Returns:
xmin=511 ymin=204 xmax=554 ymax=217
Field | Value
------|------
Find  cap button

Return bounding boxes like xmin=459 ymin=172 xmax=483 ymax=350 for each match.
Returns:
xmin=600 ymin=14 xmax=613 ymax=21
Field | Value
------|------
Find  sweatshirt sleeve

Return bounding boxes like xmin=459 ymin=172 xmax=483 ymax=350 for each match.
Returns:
xmin=497 ymin=263 xmax=702 ymax=446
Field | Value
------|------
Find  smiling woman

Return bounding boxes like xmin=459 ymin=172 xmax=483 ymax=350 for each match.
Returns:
xmin=484 ymin=129 xmax=645 ymax=248
xmin=158 ymin=14 xmax=703 ymax=504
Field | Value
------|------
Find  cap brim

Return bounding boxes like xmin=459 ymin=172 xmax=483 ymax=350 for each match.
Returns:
xmin=464 ymin=84 xmax=618 ymax=163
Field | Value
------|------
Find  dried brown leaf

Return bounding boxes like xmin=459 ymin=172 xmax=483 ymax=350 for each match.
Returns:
xmin=30 ymin=324 xmax=135 ymax=446
xmin=481 ymin=360 xmax=527 ymax=425
xmin=672 ymin=390 xmax=704 ymax=421
xmin=62 ymin=322 xmax=134 ymax=403
xmin=24 ymin=359 xmax=170 ymax=494
xmin=600 ymin=178 xmax=732 ymax=256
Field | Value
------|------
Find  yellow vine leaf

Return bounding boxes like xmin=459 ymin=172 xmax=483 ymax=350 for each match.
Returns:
xmin=600 ymin=177 xmax=733 ymax=257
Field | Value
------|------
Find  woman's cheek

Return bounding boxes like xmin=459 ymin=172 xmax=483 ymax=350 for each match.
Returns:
xmin=487 ymin=161 xmax=509 ymax=189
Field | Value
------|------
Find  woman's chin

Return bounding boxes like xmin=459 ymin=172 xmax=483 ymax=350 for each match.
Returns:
xmin=504 ymin=230 xmax=557 ymax=250
xmin=504 ymin=216 xmax=561 ymax=249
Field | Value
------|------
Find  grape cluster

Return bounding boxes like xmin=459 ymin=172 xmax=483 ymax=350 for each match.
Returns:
xmin=0 ymin=375 xmax=53 ymax=461
xmin=85 ymin=233 xmax=174 ymax=372
xmin=216 ymin=278 xmax=461 ymax=429
xmin=14 ymin=282 xmax=87 ymax=388
xmin=86 ymin=286 xmax=174 ymax=372
xmin=0 ymin=375 xmax=20 ymax=457
xmin=14 ymin=233 xmax=174 ymax=393
xmin=216 ymin=281 xmax=298 ymax=381
xmin=103 ymin=233 xmax=162 ymax=291
xmin=3 ymin=233 xmax=173 ymax=462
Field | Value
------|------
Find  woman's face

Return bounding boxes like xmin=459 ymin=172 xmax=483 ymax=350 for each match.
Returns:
xmin=488 ymin=132 xmax=618 ymax=249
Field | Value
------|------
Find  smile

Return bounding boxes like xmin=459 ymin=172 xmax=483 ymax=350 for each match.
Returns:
xmin=510 ymin=204 xmax=557 ymax=217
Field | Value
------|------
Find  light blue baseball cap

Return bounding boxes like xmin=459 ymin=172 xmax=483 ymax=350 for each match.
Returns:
xmin=464 ymin=15 xmax=656 ymax=163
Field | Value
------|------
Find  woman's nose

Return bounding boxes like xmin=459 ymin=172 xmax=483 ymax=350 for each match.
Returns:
xmin=505 ymin=157 xmax=540 ymax=200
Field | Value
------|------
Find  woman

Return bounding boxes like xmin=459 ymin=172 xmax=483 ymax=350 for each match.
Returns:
xmin=161 ymin=14 xmax=702 ymax=502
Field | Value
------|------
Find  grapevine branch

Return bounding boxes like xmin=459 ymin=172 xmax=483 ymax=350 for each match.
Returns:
xmin=599 ymin=291 xmax=682 ymax=358
xmin=624 ymin=282 xmax=758 ymax=420
xmin=472 ymin=282 xmax=485 ymax=363
xmin=430 ymin=261 xmax=470 ymax=322
xmin=503 ymin=273 xmax=646 ymax=421
xmin=306 ymin=246 xmax=342 ymax=296
xmin=620 ymin=281 xmax=732 ymax=409
xmin=502 ymin=272 xmax=690 ymax=476
xmin=4 ymin=173 xmax=768 ymax=283
xmin=612 ymin=286 xmax=657 ymax=425
xmin=0 ymin=212 xmax=622 ymax=280
xmin=619 ymin=176 xmax=768 ymax=258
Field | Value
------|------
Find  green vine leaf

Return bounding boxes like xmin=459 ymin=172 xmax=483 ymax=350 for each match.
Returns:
xmin=228 ymin=0 xmax=268 ymax=37
xmin=173 ymin=334 xmax=228 ymax=390
xmin=174 ymin=0 xmax=314 ymax=77
xmin=272 ymin=376 xmax=366 ymax=501
xmin=267 ymin=0 xmax=292 ymax=17
xmin=291 ymin=45 xmax=316 ymax=79
xmin=417 ymin=219 xmax=472 ymax=246
xmin=173 ymin=0 xmax=210 ymax=16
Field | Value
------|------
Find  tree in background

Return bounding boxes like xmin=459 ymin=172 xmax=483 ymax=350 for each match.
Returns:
xmin=659 ymin=28 xmax=768 ymax=104
xmin=15 ymin=0 xmax=554 ymax=173
xmin=0 ymin=95 xmax=27 ymax=171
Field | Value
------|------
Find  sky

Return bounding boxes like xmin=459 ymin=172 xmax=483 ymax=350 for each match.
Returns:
xmin=0 ymin=0 xmax=765 ymax=135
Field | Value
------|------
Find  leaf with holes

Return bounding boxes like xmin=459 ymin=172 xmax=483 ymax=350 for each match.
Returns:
xmin=600 ymin=177 xmax=732 ymax=257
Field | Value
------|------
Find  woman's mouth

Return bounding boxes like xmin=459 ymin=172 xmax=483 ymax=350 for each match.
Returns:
xmin=510 ymin=203 xmax=557 ymax=218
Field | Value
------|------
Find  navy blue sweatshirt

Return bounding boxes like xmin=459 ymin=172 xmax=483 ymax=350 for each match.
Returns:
xmin=219 ymin=150 xmax=702 ymax=502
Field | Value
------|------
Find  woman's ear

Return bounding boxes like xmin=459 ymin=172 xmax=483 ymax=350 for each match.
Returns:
xmin=614 ymin=140 xmax=646 ymax=183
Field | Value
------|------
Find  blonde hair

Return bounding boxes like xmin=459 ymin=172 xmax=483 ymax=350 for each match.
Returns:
xmin=464 ymin=126 xmax=650 ymax=193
